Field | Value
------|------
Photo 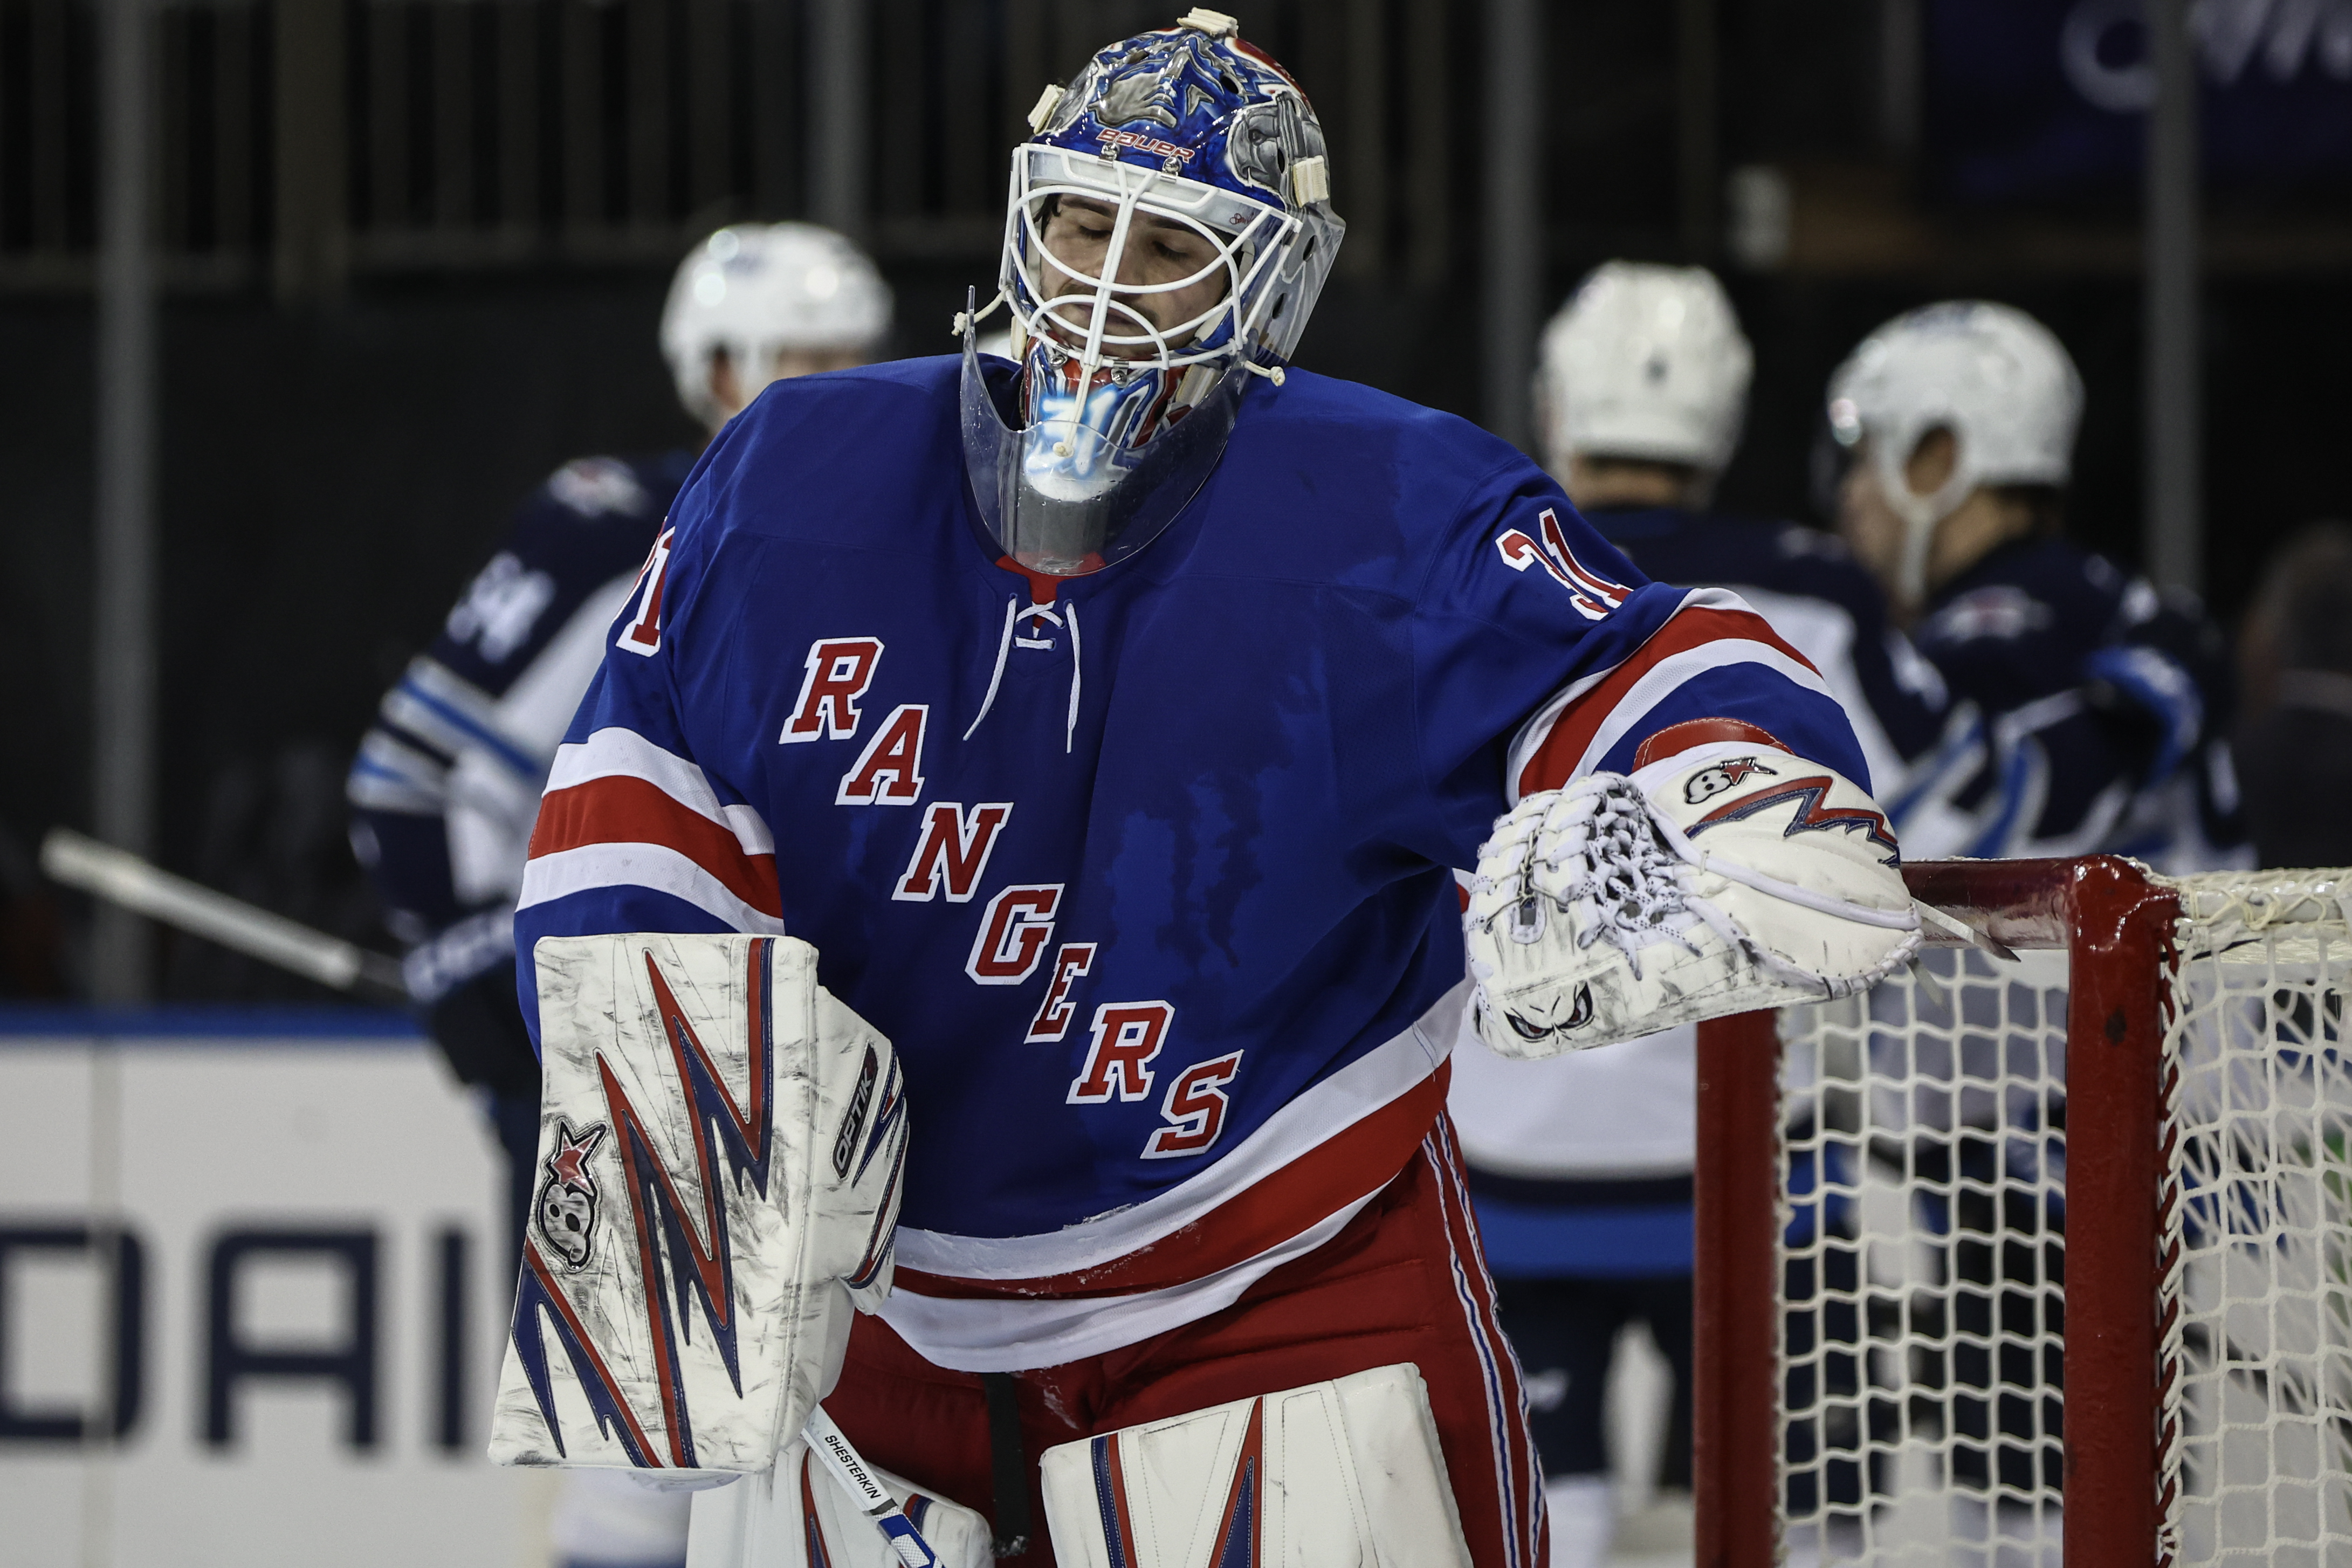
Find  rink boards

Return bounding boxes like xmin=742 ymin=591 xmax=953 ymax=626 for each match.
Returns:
xmin=0 ymin=1010 xmax=549 ymax=1568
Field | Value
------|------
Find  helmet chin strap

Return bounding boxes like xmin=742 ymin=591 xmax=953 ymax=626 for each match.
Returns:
xmin=1876 ymin=428 xmax=1976 ymax=610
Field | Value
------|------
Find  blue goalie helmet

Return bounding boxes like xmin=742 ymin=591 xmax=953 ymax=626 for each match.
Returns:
xmin=961 ymin=9 xmax=1345 ymax=577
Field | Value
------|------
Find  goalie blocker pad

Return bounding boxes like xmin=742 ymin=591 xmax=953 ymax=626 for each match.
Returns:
xmin=1038 ymin=1364 xmax=1473 ymax=1568
xmin=685 ymin=1444 xmax=993 ymax=1568
xmin=491 ymin=933 xmax=910 ymax=1475
xmin=1465 ymin=727 xmax=1920 ymax=1058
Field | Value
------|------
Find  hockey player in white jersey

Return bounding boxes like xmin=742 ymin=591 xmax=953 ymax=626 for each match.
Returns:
xmin=489 ymin=18 xmax=1926 ymax=1568
xmin=1449 ymin=262 xmax=1948 ymax=1567
xmin=345 ymin=222 xmax=888 ymax=1568
xmin=1810 ymin=302 xmax=2243 ymax=1507
xmin=1821 ymin=300 xmax=2243 ymax=869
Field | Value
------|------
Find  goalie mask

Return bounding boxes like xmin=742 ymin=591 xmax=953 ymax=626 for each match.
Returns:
xmin=962 ymin=9 xmax=1345 ymax=576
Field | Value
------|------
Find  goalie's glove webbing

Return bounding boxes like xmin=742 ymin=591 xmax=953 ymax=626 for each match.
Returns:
xmin=1466 ymin=738 xmax=1919 ymax=1057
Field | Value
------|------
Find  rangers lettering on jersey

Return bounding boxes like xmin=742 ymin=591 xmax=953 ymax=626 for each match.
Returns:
xmin=1069 ymin=1002 xmax=1174 ymax=1103
xmin=1145 ymin=1051 xmax=1243 ymax=1158
xmin=1026 ymin=943 xmax=1098 ymax=1042
xmin=836 ymin=704 xmax=930 ymax=804
xmin=782 ymin=638 xmax=885 ymax=743
xmin=515 ymin=356 xmax=1873 ymax=1372
xmin=893 ymin=803 xmax=1013 ymax=902
xmin=967 ymin=884 xmax=1062 ymax=984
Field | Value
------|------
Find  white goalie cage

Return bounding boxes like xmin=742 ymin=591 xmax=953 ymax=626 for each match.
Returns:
xmin=1694 ymin=858 xmax=2352 ymax=1568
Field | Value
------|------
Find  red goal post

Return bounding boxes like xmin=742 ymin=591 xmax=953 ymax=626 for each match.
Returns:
xmin=1695 ymin=856 xmax=2352 ymax=1568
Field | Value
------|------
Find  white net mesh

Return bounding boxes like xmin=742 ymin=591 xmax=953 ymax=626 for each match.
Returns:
xmin=1779 ymin=946 xmax=2071 ymax=1566
xmin=1771 ymin=868 xmax=2352 ymax=1567
xmin=2161 ymin=872 xmax=2352 ymax=1567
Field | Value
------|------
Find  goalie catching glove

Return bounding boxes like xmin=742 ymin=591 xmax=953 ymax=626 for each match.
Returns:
xmin=491 ymin=932 xmax=908 ymax=1476
xmin=1464 ymin=726 xmax=1920 ymax=1057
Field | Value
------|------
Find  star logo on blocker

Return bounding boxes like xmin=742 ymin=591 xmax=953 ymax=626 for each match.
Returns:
xmin=547 ymin=1119 xmax=607 ymax=1191
xmin=535 ymin=1118 xmax=610 ymax=1273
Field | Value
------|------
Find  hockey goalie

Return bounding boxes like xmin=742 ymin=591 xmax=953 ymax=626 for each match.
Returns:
xmin=494 ymin=11 xmax=1917 ymax=1566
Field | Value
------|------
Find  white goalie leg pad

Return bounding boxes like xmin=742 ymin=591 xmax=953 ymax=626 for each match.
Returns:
xmin=1037 ymin=1363 xmax=1473 ymax=1568
xmin=491 ymin=933 xmax=910 ymax=1476
xmin=685 ymin=1443 xmax=993 ymax=1568
xmin=1464 ymin=739 xmax=1921 ymax=1058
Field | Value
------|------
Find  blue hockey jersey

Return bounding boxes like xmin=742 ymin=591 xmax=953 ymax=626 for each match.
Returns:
xmin=1585 ymin=506 xmax=1947 ymax=790
xmin=514 ymin=355 xmax=1866 ymax=1371
xmin=349 ymin=451 xmax=694 ymax=1004
xmin=1891 ymin=537 xmax=2245 ymax=869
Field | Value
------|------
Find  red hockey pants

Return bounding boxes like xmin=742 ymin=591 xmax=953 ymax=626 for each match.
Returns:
xmin=827 ymin=1119 xmax=1548 ymax=1568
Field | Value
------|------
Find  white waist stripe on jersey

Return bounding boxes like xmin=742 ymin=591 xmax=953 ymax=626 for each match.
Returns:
xmin=879 ymin=985 xmax=1463 ymax=1372
xmin=881 ymin=1201 xmax=1370 ymax=1373
xmin=895 ymin=986 xmax=1457 ymax=1280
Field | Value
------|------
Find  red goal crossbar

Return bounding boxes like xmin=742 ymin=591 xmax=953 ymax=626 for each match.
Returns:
xmin=1693 ymin=856 xmax=2183 ymax=1568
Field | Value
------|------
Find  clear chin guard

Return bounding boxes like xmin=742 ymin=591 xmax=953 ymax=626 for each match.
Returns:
xmin=960 ymin=304 xmax=1250 ymax=577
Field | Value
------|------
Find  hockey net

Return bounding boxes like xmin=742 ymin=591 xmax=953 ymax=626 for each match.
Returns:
xmin=1694 ymin=858 xmax=2352 ymax=1568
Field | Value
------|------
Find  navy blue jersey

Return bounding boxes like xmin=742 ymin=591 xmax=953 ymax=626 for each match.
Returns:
xmin=1584 ymin=506 xmax=1947 ymax=787
xmin=513 ymin=355 xmax=1867 ymax=1368
xmin=348 ymin=451 xmax=693 ymax=1001
xmin=1893 ymin=537 xmax=2245 ymax=868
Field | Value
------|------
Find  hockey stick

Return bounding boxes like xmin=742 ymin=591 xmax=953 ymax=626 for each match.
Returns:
xmin=39 ymin=828 xmax=408 ymax=1001
xmin=802 ymin=1406 xmax=944 ymax=1568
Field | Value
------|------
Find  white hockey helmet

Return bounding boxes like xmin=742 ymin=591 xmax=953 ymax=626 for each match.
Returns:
xmin=1825 ymin=300 xmax=2082 ymax=604
xmin=1535 ymin=261 xmax=1753 ymax=478
xmin=661 ymin=223 xmax=893 ymax=429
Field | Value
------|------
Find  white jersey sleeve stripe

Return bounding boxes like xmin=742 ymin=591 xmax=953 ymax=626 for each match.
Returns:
xmin=1502 ymin=588 xmax=1833 ymax=804
xmin=1558 ymin=639 xmax=1832 ymax=781
xmin=516 ymin=842 xmax=785 ymax=935
xmin=546 ymin=726 xmax=776 ymax=857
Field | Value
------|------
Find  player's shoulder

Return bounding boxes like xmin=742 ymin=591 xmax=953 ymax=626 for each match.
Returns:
xmin=1594 ymin=508 xmax=1888 ymax=621
xmin=679 ymin=356 xmax=962 ymax=547
xmin=1997 ymin=540 xmax=2211 ymax=642
xmin=1239 ymin=369 xmax=1526 ymax=484
xmin=500 ymin=448 xmax=689 ymax=575
xmin=728 ymin=354 xmax=961 ymax=445
xmin=1751 ymin=519 xmax=1890 ymax=620
xmin=533 ymin=450 xmax=694 ymax=521
xmin=1199 ymin=369 xmax=1552 ymax=587
xmin=1916 ymin=539 xmax=2108 ymax=650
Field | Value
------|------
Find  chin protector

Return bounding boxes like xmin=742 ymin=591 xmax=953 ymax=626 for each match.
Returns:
xmin=491 ymin=933 xmax=910 ymax=1475
xmin=1465 ymin=738 xmax=1920 ymax=1057
xmin=685 ymin=1443 xmax=993 ymax=1568
xmin=1038 ymin=1363 xmax=1473 ymax=1568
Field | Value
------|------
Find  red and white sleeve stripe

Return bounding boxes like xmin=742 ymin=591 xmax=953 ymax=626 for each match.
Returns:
xmin=1505 ymin=587 xmax=1832 ymax=802
xmin=520 ymin=726 xmax=783 ymax=932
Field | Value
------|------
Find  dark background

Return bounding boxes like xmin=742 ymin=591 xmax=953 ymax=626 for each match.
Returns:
xmin=3 ymin=0 xmax=2347 ymax=999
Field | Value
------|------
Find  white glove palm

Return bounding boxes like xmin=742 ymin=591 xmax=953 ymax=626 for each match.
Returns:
xmin=1464 ymin=740 xmax=1920 ymax=1057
